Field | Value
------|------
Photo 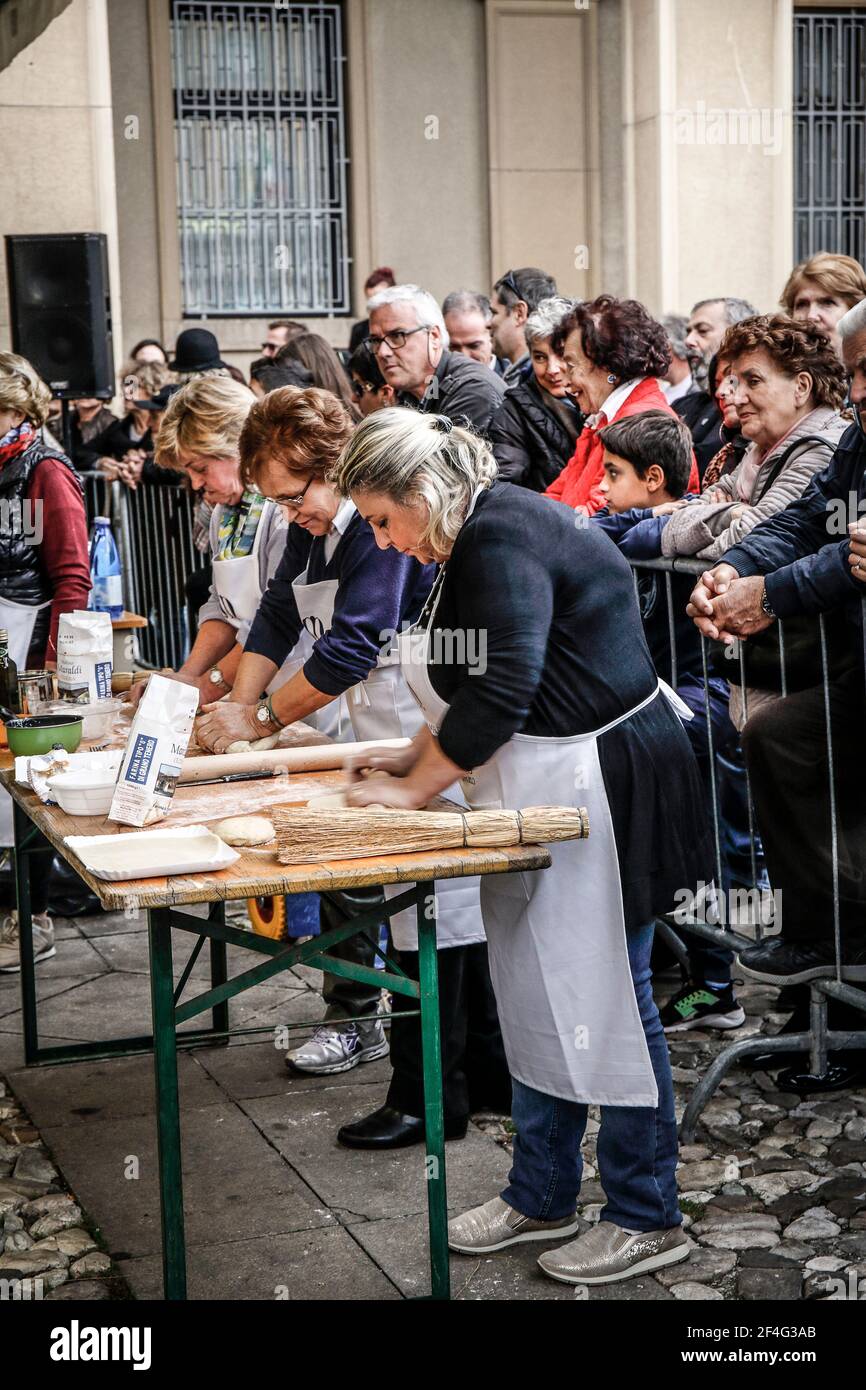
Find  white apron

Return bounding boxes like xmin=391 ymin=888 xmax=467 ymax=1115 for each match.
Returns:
xmin=292 ymin=559 xmax=484 ymax=952
xmin=397 ymin=542 xmax=661 ymax=1107
xmin=211 ymin=504 xmax=341 ymax=737
xmin=0 ymin=595 xmax=48 ymax=846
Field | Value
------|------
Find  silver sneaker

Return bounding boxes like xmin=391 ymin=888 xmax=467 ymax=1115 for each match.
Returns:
xmin=0 ymin=912 xmax=55 ymax=973
xmin=448 ymin=1196 xmax=580 ymax=1255
xmin=538 ymin=1220 xmax=689 ymax=1285
xmin=285 ymin=1019 xmax=389 ymax=1075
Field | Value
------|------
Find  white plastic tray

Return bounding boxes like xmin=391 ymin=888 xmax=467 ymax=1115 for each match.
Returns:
xmin=64 ymin=825 xmax=240 ymax=880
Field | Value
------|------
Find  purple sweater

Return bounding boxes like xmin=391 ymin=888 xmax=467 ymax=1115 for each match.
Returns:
xmin=245 ymin=511 xmax=435 ymax=695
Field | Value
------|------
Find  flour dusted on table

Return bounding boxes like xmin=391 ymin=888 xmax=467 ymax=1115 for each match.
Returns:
xmin=57 ymin=611 xmax=113 ymax=702
xmin=109 ymin=674 xmax=198 ymax=827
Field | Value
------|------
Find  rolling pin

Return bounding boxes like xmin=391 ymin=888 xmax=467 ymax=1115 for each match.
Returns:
xmin=179 ymin=737 xmax=412 ymax=784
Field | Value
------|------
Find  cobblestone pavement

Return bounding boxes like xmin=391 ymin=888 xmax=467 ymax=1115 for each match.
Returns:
xmin=0 ymin=905 xmax=864 ymax=1301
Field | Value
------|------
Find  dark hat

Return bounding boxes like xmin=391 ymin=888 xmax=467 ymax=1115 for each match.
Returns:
xmin=133 ymin=383 xmax=182 ymax=412
xmin=168 ymin=327 xmax=227 ymax=373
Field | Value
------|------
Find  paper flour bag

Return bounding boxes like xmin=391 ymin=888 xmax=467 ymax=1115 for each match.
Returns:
xmin=57 ymin=610 xmax=113 ymax=702
xmin=109 ymin=674 xmax=198 ymax=827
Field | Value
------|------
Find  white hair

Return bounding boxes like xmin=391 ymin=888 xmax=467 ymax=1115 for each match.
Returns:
xmin=525 ymin=296 xmax=575 ymax=347
xmin=331 ymin=406 xmax=497 ymax=558
xmin=838 ymin=298 xmax=866 ymax=341
xmin=366 ymin=283 xmax=450 ymax=349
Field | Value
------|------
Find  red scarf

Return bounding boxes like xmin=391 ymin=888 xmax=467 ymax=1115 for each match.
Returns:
xmin=0 ymin=420 xmax=36 ymax=470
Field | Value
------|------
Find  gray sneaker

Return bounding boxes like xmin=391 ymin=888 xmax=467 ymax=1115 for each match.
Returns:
xmin=448 ymin=1196 xmax=580 ymax=1255
xmin=0 ymin=912 xmax=55 ymax=973
xmin=538 ymin=1220 xmax=689 ymax=1285
xmin=285 ymin=1019 xmax=389 ymax=1075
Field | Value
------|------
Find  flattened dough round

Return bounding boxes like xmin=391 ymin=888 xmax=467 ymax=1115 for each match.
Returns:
xmin=307 ymin=790 xmax=348 ymax=808
xmin=214 ymin=815 xmax=275 ymax=846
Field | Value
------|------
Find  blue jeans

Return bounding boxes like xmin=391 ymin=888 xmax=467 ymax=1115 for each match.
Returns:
xmin=501 ymin=922 xmax=681 ymax=1232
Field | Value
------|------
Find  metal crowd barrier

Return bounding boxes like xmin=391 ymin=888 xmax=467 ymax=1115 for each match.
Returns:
xmin=627 ymin=556 xmax=866 ymax=1139
xmin=80 ymin=471 xmax=206 ymax=671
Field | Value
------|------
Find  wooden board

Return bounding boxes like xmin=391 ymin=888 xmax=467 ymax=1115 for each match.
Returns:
xmin=0 ymin=766 xmax=551 ymax=911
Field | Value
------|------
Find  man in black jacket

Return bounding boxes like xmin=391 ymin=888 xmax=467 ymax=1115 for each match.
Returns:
xmin=367 ymin=283 xmax=505 ymax=435
xmin=688 ymin=299 xmax=866 ymax=989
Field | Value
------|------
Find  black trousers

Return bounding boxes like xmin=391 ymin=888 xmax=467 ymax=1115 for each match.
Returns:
xmin=386 ymin=941 xmax=512 ymax=1124
xmin=742 ymin=665 xmax=866 ymax=947
xmin=319 ymin=886 xmax=384 ymax=1020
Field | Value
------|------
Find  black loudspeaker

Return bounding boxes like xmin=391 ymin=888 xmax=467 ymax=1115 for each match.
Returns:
xmin=5 ymin=232 xmax=114 ymax=398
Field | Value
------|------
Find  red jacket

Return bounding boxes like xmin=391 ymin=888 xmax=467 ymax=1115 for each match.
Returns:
xmin=544 ymin=376 xmax=699 ymax=513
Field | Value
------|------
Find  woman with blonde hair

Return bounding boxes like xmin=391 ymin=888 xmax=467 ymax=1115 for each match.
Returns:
xmin=196 ymin=388 xmax=505 ymax=1134
xmin=781 ymin=251 xmax=866 ymax=357
xmin=0 ymin=353 xmax=90 ymax=972
xmin=334 ymin=406 xmax=712 ymax=1284
xmin=128 ymin=375 xmax=291 ymax=709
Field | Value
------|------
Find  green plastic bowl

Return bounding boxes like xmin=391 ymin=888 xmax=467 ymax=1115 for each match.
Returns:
xmin=5 ymin=714 xmax=83 ymax=757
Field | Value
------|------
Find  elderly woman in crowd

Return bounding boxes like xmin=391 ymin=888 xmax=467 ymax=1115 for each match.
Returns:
xmin=545 ymin=295 xmax=699 ymax=515
xmin=0 ymin=353 xmax=90 ymax=972
xmin=335 ymin=406 xmax=712 ymax=1285
xmin=195 ymin=389 xmax=503 ymax=1131
xmin=781 ymin=251 xmax=866 ymax=359
xmin=700 ymin=351 xmax=750 ymax=488
xmin=489 ymin=296 xmax=584 ymax=490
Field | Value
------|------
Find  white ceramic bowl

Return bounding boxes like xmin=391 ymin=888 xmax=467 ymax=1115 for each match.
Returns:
xmin=50 ymin=770 xmax=118 ymax=817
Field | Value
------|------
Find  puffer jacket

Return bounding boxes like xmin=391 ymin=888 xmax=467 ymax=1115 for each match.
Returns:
xmin=489 ymin=369 xmax=583 ymax=491
xmin=660 ymin=406 xmax=850 ymax=563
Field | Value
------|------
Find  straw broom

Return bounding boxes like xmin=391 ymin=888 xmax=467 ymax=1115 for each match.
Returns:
xmin=273 ymin=804 xmax=589 ymax=865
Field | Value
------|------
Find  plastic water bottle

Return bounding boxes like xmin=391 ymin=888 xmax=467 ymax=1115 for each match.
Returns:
xmin=89 ymin=516 xmax=124 ymax=620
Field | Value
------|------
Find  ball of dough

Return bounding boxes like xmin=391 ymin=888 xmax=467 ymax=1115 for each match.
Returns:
xmin=214 ymin=815 xmax=275 ymax=846
xmin=307 ymin=790 xmax=348 ymax=808
xmin=225 ymin=732 xmax=282 ymax=753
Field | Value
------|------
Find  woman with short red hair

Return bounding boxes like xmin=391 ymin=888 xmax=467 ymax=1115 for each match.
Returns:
xmin=545 ymin=296 xmax=699 ymax=515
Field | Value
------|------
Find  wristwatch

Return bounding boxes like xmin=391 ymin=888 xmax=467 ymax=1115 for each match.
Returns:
xmin=760 ymin=585 xmax=776 ymax=620
xmin=254 ymin=696 xmax=283 ymax=732
xmin=208 ymin=666 xmax=229 ymax=689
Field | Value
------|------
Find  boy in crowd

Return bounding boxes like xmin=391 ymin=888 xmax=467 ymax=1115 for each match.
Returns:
xmin=592 ymin=411 xmax=746 ymax=1034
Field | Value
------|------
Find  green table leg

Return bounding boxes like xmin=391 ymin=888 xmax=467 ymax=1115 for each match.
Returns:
xmin=417 ymin=880 xmax=450 ymax=1299
xmin=207 ymin=901 xmax=229 ymax=1038
xmin=13 ymin=800 xmax=39 ymax=1064
xmin=148 ymin=907 xmax=187 ymax=1300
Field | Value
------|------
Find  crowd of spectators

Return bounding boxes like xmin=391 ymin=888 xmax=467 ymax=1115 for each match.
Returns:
xmin=2 ymin=249 xmax=866 ymax=1091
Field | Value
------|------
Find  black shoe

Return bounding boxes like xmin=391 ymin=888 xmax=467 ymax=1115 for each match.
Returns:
xmin=336 ymin=1104 xmax=468 ymax=1150
xmin=659 ymin=981 xmax=746 ymax=1033
xmin=46 ymin=854 xmax=105 ymax=918
xmin=738 ymin=938 xmax=866 ymax=985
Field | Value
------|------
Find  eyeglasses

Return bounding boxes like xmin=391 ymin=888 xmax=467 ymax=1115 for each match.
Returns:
xmin=496 ymin=269 xmax=524 ymax=306
xmin=279 ymin=477 xmax=313 ymax=509
xmin=365 ymin=324 xmax=432 ymax=354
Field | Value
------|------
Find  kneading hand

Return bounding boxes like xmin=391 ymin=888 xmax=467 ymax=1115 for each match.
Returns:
xmin=195 ymin=701 xmax=261 ymax=753
xmin=343 ymin=744 xmax=416 ymax=780
xmin=345 ymin=773 xmax=428 ymax=811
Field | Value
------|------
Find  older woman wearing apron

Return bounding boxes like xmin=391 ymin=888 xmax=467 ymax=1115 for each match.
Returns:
xmin=335 ymin=407 xmax=714 ymax=1286
xmin=196 ymin=387 xmax=506 ymax=1143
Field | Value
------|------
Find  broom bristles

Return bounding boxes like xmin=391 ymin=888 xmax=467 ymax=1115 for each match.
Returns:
xmin=272 ymin=804 xmax=589 ymax=865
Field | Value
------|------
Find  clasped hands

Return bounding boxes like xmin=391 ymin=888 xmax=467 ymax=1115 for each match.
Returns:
xmin=687 ymin=565 xmax=773 ymax=644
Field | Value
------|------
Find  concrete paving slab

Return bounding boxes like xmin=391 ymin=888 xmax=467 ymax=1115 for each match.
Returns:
xmin=117 ymin=1225 xmax=401 ymax=1301
xmin=0 ymin=936 xmax=108 ymax=991
xmin=8 ymin=1051 xmax=224 ymax=1127
xmin=349 ymin=1210 xmax=577 ymax=1300
xmin=243 ymin=1084 xmax=511 ymax=1222
xmin=40 ymin=1101 xmax=333 ymax=1258
xmin=195 ymin=1038 xmax=393 ymax=1100
xmin=0 ymin=972 xmax=104 ymax=1021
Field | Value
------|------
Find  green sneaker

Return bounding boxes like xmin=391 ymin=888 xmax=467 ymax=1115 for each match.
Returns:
xmin=659 ymin=982 xmax=745 ymax=1033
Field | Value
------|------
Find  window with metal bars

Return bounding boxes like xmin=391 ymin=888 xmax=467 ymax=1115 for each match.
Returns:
xmin=170 ymin=0 xmax=350 ymax=316
xmin=794 ymin=7 xmax=866 ymax=264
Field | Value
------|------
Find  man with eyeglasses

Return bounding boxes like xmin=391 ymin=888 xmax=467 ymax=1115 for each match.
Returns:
xmin=366 ymin=283 xmax=505 ymax=436
xmin=490 ymin=267 xmax=558 ymax=387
